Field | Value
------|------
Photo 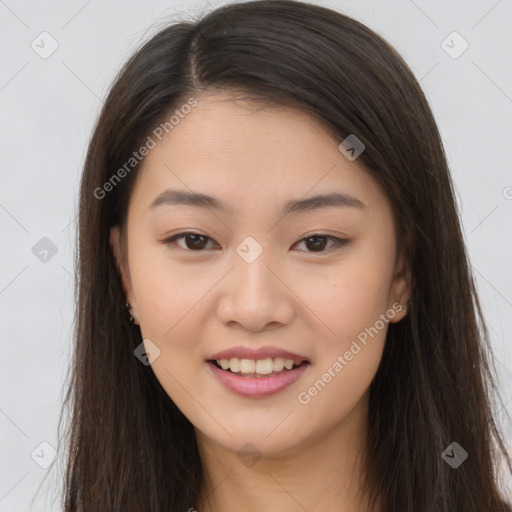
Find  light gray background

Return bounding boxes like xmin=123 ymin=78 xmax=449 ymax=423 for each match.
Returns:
xmin=1 ymin=0 xmax=511 ymax=510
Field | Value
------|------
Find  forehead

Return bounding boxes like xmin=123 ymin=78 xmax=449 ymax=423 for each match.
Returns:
xmin=128 ymin=91 xmax=391 ymax=220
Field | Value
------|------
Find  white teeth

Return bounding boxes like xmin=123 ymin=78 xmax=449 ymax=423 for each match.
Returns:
xmin=240 ymin=359 xmax=255 ymax=373
xmin=255 ymin=358 xmax=274 ymax=374
xmin=273 ymin=357 xmax=285 ymax=371
xmin=215 ymin=357 xmax=304 ymax=375
xmin=284 ymin=359 xmax=294 ymax=370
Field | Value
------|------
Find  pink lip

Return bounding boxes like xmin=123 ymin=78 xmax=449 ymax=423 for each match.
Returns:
xmin=208 ymin=346 xmax=309 ymax=363
xmin=207 ymin=360 xmax=310 ymax=398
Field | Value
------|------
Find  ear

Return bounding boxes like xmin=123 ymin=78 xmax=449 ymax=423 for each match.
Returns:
xmin=110 ymin=226 xmax=139 ymax=324
xmin=388 ymin=253 xmax=411 ymax=323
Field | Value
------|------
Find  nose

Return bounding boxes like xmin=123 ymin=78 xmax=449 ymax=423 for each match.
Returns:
xmin=216 ymin=247 xmax=295 ymax=332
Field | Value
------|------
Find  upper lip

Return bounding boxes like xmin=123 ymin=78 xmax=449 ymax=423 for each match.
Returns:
xmin=208 ymin=346 xmax=310 ymax=363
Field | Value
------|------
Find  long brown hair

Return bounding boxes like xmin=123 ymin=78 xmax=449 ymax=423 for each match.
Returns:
xmin=53 ymin=0 xmax=512 ymax=510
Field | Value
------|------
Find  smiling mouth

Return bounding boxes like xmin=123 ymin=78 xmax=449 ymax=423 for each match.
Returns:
xmin=208 ymin=358 xmax=310 ymax=378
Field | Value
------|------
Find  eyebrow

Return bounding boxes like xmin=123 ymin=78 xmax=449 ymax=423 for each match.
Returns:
xmin=149 ymin=189 xmax=366 ymax=215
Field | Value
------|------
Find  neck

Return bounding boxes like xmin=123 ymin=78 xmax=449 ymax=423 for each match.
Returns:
xmin=194 ymin=391 xmax=380 ymax=512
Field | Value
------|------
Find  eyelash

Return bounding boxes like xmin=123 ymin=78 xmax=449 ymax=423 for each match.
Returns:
xmin=163 ymin=231 xmax=350 ymax=254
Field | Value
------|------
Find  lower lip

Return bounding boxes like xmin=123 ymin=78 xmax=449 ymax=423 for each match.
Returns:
xmin=207 ymin=361 xmax=310 ymax=398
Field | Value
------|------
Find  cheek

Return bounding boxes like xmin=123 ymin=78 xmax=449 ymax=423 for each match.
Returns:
xmin=297 ymin=265 xmax=391 ymax=425
xmin=128 ymin=247 xmax=210 ymax=411
xmin=128 ymin=240 xmax=210 ymax=339
xmin=312 ymin=275 xmax=388 ymax=392
xmin=299 ymin=247 xmax=394 ymax=407
xmin=302 ymin=253 xmax=394 ymax=345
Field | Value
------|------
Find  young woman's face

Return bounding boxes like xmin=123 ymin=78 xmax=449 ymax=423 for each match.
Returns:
xmin=111 ymin=90 xmax=410 ymax=457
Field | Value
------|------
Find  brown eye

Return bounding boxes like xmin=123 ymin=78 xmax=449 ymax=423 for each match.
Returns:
xmin=183 ymin=234 xmax=209 ymax=250
xmin=293 ymin=234 xmax=349 ymax=253
xmin=164 ymin=232 xmax=217 ymax=251
xmin=164 ymin=232 xmax=350 ymax=254
xmin=304 ymin=235 xmax=328 ymax=251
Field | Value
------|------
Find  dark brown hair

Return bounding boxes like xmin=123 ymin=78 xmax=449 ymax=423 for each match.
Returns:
xmin=52 ymin=0 xmax=512 ymax=510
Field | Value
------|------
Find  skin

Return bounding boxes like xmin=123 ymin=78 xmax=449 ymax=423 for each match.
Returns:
xmin=110 ymin=89 xmax=411 ymax=512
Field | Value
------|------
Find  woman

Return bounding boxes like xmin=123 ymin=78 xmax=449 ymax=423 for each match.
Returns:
xmin=58 ymin=0 xmax=512 ymax=510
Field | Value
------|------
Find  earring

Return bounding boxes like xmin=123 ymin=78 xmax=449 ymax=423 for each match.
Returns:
xmin=125 ymin=302 xmax=134 ymax=324
xmin=401 ymin=300 xmax=412 ymax=315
